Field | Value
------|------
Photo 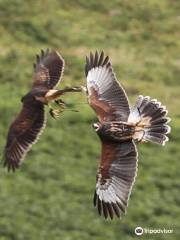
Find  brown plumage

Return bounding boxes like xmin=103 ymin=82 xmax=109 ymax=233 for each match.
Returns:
xmin=85 ymin=51 xmax=171 ymax=219
xmin=3 ymin=49 xmax=81 ymax=171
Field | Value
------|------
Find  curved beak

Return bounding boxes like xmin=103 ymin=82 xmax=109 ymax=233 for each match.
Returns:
xmin=93 ymin=123 xmax=100 ymax=131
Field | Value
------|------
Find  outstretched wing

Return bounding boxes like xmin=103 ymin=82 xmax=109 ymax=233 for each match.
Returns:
xmin=94 ymin=141 xmax=138 ymax=219
xmin=85 ymin=51 xmax=130 ymax=122
xmin=3 ymin=102 xmax=46 ymax=171
xmin=32 ymin=49 xmax=65 ymax=90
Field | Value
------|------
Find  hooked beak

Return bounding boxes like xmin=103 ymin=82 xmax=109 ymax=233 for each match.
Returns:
xmin=93 ymin=123 xmax=101 ymax=131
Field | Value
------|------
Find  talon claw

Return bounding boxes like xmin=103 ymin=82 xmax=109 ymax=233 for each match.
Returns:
xmin=55 ymin=100 xmax=66 ymax=109
xmin=49 ymin=109 xmax=62 ymax=119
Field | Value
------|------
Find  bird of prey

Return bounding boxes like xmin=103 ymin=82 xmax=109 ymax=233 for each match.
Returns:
xmin=85 ymin=51 xmax=171 ymax=219
xmin=3 ymin=49 xmax=81 ymax=171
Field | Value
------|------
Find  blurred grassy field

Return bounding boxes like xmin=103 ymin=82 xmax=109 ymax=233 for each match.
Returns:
xmin=0 ymin=0 xmax=180 ymax=239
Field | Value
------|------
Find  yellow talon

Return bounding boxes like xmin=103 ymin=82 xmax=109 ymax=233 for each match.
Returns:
xmin=49 ymin=109 xmax=62 ymax=119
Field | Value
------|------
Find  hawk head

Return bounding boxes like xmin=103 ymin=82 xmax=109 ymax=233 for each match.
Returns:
xmin=93 ymin=122 xmax=101 ymax=131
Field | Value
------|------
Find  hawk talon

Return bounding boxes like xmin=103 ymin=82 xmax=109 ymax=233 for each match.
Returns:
xmin=49 ymin=108 xmax=63 ymax=119
xmin=55 ymin=99 xmax=66 ymax=107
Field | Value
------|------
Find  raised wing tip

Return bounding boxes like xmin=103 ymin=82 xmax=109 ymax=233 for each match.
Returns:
xmin=34 ymin=48 xmax=65 ymax=70
xmin=34 ymin=48 xmax=50 ymax=67
xmin=85 ymin=50 xmax=110 ymax=75
xmin=46 ymin=48 xmax=50 ymax=54
xmin=41 ymin=49 xmax=45 ymax=57
xmin=102 ymin=55 xmax=109 ymax=66
xmin=85 ymin=55 xmax=89 ymax=63
xmin=36 ymin=54 xmax=40 ymax=63
xmin=54 ymin=50 xmax=65 ymax=62
xmin=40 ymin=48 xmax=51 ymax=56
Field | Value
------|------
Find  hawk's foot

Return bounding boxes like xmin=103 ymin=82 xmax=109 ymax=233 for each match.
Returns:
xmin=49 ymin=108 xmax=63 ymax=119
xmin=55 ymin=99 xmax=66 ymax=108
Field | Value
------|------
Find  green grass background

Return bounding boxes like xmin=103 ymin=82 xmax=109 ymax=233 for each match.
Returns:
xmin=0 ymin=0 xmax=179 ymax=239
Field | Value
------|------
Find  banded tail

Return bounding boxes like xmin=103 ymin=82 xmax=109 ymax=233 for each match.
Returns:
xmin=128 ymin=96 xmax=171 ymax=145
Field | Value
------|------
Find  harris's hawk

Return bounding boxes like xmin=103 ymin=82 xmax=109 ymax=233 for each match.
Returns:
xmin=85 ymin=51 xmax=171 ymax=219
xmin=3 ymin=49 xmax=81 ymax=171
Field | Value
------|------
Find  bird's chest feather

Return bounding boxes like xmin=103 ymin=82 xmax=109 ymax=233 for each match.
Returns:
xmin=97 ymin=121 xmax=135 ymax=142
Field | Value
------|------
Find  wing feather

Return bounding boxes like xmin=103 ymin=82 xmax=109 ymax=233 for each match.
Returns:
xmin=3 ymin=102 xmax=46 ymax=171
xmin=94 ymin=141 xmax=138 ymax=219
xmin=85 ymin=51 xmax=130 ymax=122
xmin=33 ymin=49 xmax=65 ymax=90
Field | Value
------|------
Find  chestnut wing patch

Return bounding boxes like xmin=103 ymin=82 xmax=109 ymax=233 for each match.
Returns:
xmin=85 ymin=51 xmax=130 ymax=122
xmin=94 ymin=141 xmax=138 ymax=219
xmin=89 ymin=87 xmax=116 ymax=122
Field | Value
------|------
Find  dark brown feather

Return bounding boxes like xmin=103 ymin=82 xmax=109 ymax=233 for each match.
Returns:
xmin=93 ymin=190 xmax=97 ymax=207
xmin=98 ymin=51 xmax=104 ymax=66
xmin=3 ymin=100 xmax=46 ymax=171
xmin=111 ymin=202 xmax=120 ymax=218
xmin=102 ymin=201 xmax=108 ymax=219
xmin=106 ymin=202 xmax=114 ymax=219
xmin=97 ymin=198 xmax=102 ymax=216
xmin=33 ymin=49 xmax=64 ymax=90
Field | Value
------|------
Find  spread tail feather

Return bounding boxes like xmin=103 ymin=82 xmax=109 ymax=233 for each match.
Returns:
xmin=128 ymin=95 xmax=171 ymax=145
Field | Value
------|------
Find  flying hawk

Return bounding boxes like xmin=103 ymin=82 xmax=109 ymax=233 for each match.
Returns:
xmin=3 ymin=49 xmax=81 ymax=171
xmin=85 ymin=51 xmax=171 ymax=219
